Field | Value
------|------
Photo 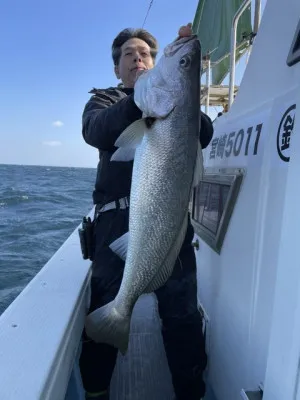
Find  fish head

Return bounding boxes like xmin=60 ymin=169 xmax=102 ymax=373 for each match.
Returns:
xmin=162 ymin=35 xmax=201 ymax=103
xmin=134 ymin=35 xmax=201 ymax=118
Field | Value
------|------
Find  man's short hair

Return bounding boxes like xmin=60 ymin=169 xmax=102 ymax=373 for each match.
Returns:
xmin=112 ymin=28 xmax=158 ymax=66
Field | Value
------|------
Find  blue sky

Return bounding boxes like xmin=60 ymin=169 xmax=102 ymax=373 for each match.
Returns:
xmin=0 ymin=0 xmax=265 ymax=168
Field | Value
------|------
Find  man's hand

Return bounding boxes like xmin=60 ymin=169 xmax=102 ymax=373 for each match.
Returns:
xmin=178 ymin=23 xmax=193 ymax=37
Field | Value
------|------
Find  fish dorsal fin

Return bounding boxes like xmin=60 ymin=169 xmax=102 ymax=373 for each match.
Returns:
xmin=192 ymin=141 xmax=204 ymax=187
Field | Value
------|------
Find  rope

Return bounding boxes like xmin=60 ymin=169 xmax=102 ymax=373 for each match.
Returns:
xmin=142 ymin=0 xmax=154 ymax=28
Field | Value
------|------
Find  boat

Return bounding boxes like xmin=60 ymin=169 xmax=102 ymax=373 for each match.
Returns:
xmin=0 ymin=0 xmax=299 ymax=398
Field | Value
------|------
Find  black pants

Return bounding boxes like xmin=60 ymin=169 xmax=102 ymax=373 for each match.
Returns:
xmin=79 ymin=208 xmax=207 ymax=400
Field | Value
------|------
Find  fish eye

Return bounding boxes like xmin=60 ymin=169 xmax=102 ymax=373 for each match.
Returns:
xmin=180 ymin=56 xmax=191 ymax=68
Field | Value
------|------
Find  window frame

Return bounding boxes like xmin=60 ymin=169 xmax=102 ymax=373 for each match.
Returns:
xmin=191 ymin=167 xmax=245 ymax=254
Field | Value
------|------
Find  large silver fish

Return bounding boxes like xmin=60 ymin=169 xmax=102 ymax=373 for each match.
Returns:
xmin=85 ymin=34 xmax=203 ymax=355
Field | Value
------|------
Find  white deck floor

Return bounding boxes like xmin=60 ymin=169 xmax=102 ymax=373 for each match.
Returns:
xmin=66 ymin=293 xmax=216 ymax=400
xmin=110 ymin=294 xmax=175 ymax=400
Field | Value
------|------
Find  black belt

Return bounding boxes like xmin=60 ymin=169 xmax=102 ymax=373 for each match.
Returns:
xmin=95 ymin=196 xmax=130 ymax=218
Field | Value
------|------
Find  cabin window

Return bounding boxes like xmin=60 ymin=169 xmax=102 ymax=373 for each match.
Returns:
xmin=191 ymin=168 xmax=244 ymax=253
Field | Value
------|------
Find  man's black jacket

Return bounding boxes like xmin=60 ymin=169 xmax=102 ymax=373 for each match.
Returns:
xmin=82 ymin=87 xmax=213 ymax=206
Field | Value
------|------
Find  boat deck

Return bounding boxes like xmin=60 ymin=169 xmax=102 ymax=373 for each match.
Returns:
xmin=67 ymin=294 xmax=215 ymax=400
xmin=111 ymin=294 xmax=174 ymax=400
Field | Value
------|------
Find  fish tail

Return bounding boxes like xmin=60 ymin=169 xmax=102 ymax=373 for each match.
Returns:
xmin=85 ymin=300 xmax=131 ymax=355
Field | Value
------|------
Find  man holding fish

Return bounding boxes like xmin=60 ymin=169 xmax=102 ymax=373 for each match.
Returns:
xmin=80 ymin=22 xmax=213 ymax=400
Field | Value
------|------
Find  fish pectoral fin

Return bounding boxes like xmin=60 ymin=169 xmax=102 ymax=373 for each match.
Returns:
xmin=111 ymin=119 xmax=146 ymax=161
xmin=143 ymin=213 xmax=189 ymax=293
xmin=85 ymin=300 xmax=131 ymax=355
xmin=115 ymin=119 xmax=146 ymax=148
xmin=192 ymin=141 xmax=204 ymax=187
xmin=109 ymin=231 xmax=129 ymax=261
xmin=111 ymin=147 xmax=136 ymax=162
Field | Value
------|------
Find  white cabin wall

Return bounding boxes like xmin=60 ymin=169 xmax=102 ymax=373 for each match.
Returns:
xmin=263 ymin=90 xmax=300 ymax=400
xmin=195 ymin=0 xmax=300 ymax=398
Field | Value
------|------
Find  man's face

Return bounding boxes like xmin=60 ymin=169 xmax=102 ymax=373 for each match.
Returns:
xmin=115 ymin=38 xmax=155 ymax=88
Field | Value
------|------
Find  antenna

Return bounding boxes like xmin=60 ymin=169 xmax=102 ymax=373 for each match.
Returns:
xmin=142 ymin=0 xmax=154 ymax=28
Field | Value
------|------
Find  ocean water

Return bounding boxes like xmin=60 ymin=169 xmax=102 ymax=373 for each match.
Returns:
xmin=0 ymin=164 xmax=96 ymax=314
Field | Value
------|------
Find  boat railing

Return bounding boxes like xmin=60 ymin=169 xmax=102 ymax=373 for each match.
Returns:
xmin=0 ymin=211 xmax=94 ymax=400
xmin=200 ymin=0 xmax=262 ymax=112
